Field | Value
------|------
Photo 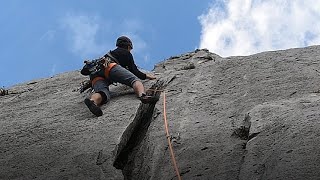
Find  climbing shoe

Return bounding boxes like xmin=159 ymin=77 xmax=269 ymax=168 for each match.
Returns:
xmin=139 ymin=94 xmax=159 ymax=104
xmin=84 ymin=98 xmax=103 ymax=117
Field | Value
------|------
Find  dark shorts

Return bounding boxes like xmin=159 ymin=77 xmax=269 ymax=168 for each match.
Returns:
xmin=109 ymin=65 xmax=139 ymax=87
xmin=92 ymin=65 xmax=140 ymax=103
xmin=92 ymin=79 xmax=111 ymax=103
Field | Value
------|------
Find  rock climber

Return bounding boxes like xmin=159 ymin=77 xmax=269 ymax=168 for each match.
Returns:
xmin=81 ymin=36 xmax=158 ymax=116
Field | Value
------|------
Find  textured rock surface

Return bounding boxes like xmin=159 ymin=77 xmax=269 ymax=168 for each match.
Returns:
xmin=1 ymin=46 xmax=320 ymax=180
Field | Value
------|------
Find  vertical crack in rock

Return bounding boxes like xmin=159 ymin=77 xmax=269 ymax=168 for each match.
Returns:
xmin=112 ymin=81 xmax=164 ymax=178
xmin=231 ymin=113 xmax=253 ymax=180
xmin=232 ymin=113 xmax=251 ymax=141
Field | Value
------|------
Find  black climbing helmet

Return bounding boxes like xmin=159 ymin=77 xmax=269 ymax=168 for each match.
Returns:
xmin=116 ymin=36 xmax=133 ymax=49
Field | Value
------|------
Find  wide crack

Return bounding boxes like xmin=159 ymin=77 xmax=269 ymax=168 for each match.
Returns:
xmin=231 ymin=113 xmax=263 ymax=180
xmin=112 ymin=81 xmax=164 ymax=176
xmin=231 ymin=113 xmax=253 ymax=180
xmin=231 ymin=113 xmax=251 ymax=141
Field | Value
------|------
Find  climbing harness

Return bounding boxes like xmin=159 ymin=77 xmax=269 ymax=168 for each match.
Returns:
xmin=91 ymin=76 xmax=105 ymax=86
xmin=104 ymin=62 xmax=117 ymax=78
xmin=85 ymin=53 xmax=119 ymax=86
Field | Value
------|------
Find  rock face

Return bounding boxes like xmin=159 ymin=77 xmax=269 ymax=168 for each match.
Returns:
xmin=1 ymin=46 xmax=320 ymax=180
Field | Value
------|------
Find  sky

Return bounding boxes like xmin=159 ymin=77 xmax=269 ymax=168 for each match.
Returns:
xmin=0 ymin=0 xmax=319 ymax=88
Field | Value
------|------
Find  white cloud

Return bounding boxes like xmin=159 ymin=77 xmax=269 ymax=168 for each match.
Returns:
xmin=199 ymin=0 xmax=320 ymax=57
xmin=60 ymin=13 xmax=111 ymax=58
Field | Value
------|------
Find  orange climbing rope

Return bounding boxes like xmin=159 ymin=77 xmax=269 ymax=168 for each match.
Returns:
xmin=162 ymin=91 xmax=182 ymax=180
xmin=146 ymin=88 xmax=181 ymax=179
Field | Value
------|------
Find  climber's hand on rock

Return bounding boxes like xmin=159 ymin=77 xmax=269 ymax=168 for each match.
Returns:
xmin=146 ymin=74 xmax=156 ymax=80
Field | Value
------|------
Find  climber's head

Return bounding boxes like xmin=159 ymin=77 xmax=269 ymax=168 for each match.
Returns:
xmin=116 ymin=36 xmax=133 ymax=50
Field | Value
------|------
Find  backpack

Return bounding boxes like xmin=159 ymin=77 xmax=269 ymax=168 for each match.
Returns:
xmin=80 ymin=51 xmax=119 ymax=76
xmin=80 ymin=58 xmax=104 ymax=76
